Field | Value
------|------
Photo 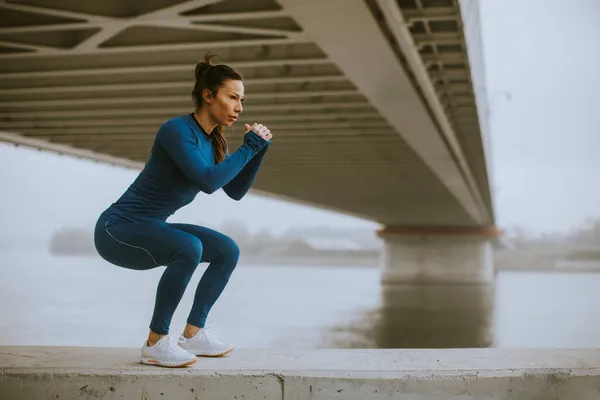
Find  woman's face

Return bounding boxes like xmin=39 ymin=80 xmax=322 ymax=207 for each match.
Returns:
xmin=205 ymin=79 xmax=245 ymax=127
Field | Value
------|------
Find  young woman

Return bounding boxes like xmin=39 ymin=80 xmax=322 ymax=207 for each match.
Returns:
xmin=94 ymin=53 xmax=272 ymax=368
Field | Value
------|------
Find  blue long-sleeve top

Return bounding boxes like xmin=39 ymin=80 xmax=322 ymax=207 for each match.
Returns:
xmin=101 ymin=114 xmax=269 ymax=224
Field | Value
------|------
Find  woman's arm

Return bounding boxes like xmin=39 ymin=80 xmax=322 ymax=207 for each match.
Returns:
xmin=158 ymin=121 xmax=268 ymax=194
xmin=223 ymin=141 xmax=270 ymax=200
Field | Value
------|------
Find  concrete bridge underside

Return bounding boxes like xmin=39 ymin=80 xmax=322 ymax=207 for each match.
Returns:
xmin=0 ymin=0 xmax=497 ymax=283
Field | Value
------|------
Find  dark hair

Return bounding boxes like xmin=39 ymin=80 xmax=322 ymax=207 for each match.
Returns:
xmin=192 ymin=52 xmax=243 ymax=164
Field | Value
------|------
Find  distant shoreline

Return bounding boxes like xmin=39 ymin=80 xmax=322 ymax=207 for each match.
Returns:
xmin=3 ymin=245 xmax=600 ymax=273
xmin=45 ymin=251 xmax=600 ymax=273
xmin=37 ymin=225 xmax=600 ymax=274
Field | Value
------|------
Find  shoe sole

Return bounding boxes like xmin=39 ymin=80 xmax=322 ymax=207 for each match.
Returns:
xmin=193 ymin=347 xmax=235 ymax=358
xmin=140 ymin=357 xmax=197 ymax=368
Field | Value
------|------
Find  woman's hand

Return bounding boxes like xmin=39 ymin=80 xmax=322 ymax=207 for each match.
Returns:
xmin=245 ymin=123 xmax=272 ymax=141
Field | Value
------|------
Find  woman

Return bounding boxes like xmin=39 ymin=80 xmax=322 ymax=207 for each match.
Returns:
xmin=94 ymin=53 xmax=272 ymax=368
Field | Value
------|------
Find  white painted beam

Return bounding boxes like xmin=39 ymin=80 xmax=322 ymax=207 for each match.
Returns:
xmin=73 ymin=23 xmax=128 ymax=51
xmin=0 ymin=131 xmax=142 ymax=169
xmin=0 ymin=75 xmax=348 ymax=95
xmin=0 ymin=40 xmax=59 ymax=53
xmin=186 ymin=10 xmax=286 ymax=22
xmin=0 ymin=112 xmax=381 ymax=128
xmin=156 ymin=19 xmax=305 ymax=39
xmin=0 ymin=37 xmax=307 ymax=59
xmin=412 ymin=33 xmax=462 ymax=44
xmin=0 ymin=102 xmax=372 ymax=119
xmin=17 ymin=126 xmax=391 ymax=138
xmin=0 ymin=23 xmax=102 ymax=34
xmin=0 ymin=11 xmax=290 ymax=33
xmin=0 ymin=58 xmax=331 ymax=79
xmin=133 ymin=0 xmax=224 ymax=21
xmin=403 ymin=7 xmax=458 ymax=22
xmin=0 ymin=90 xmax=360 ymax=108
xmin=422 ymin=53 xmax=466 ymax=62
xmin=39 ymin=131 xmax=394 ymax=144
xmin=0 ymin=1 xmax=111 ymax=23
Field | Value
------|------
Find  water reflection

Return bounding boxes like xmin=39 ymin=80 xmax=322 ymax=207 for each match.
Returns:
xmin=328 ymin=283 xmax=495 ymax=349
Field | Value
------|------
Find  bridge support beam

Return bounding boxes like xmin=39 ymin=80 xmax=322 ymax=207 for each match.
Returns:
xmin=378 ymin=227 xmax=499 ymax=284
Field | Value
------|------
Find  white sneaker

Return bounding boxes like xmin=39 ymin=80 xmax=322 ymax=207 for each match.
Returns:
xmin=140 ymin=336 xmax=197 ymax=367
xmin=178 ymin=326 xmax=234 ymax=357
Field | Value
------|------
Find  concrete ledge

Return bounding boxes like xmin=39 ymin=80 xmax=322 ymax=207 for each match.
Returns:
xmin=1 ymin=346 xmax=599 ymax=399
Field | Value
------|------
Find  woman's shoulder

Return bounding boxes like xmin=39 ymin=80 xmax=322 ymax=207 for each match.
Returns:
xmin=160 ymin=114 xmax=194 ymax=130
xmin=156 ymin=115 xmax=195 ymax=141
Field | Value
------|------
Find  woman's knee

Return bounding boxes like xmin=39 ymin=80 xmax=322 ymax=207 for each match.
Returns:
xmin=176 ymin=237 xmax=203 ymax=266
xmin=219 ymin=236 xmax=240 ymax=264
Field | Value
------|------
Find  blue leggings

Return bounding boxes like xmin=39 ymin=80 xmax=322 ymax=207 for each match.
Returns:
xmin=94 ymin=217 xmax=240 ymax=335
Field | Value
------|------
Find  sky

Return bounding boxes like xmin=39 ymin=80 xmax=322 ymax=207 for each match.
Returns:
xmin=480 ymin=0 xmax=600 ymax=234
xmin=1 ymin=0 xmax=599 ymax=244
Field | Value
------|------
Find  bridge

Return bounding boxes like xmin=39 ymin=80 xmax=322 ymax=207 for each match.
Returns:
xmin=0 ymin=0 xmax=497 ymax=284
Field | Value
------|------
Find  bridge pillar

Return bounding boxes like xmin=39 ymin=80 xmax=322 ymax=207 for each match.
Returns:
xmin=377 ymin=227 xmax=499 ymax=284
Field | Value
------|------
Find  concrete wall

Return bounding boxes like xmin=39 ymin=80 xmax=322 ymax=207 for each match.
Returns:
xmin=380 ymin=235 xmax=494 ymax=284
xmin=1 ymin=346 xmax=599 ymax=399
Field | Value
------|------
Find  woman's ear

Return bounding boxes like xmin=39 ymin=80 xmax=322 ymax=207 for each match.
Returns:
xmin=202 ymin=88 xmax=214 ymax=103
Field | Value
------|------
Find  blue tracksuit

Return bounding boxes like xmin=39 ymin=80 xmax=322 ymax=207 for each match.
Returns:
xmin=94 ymin=114 xmax=269 ymax=334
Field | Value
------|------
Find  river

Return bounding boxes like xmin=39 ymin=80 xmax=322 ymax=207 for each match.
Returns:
xmin=1 ymin=248 xmax=599 ymax=349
